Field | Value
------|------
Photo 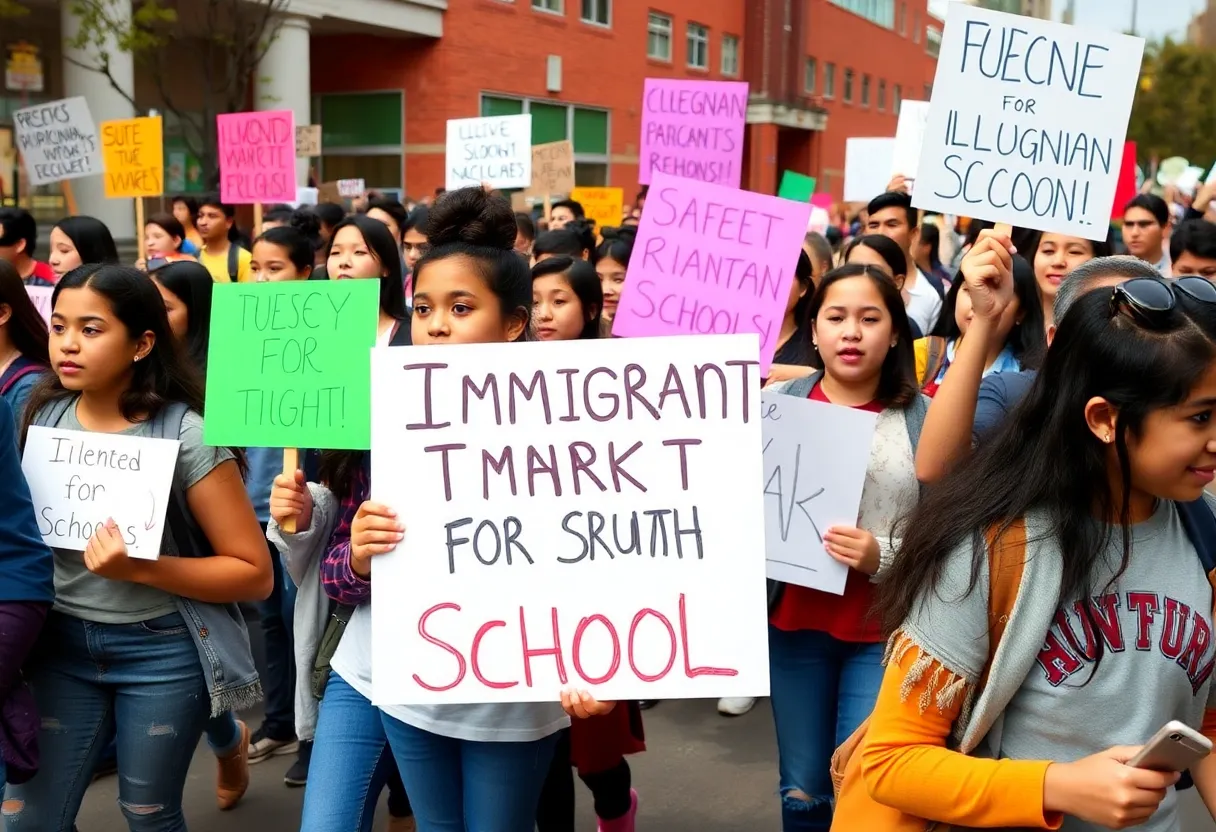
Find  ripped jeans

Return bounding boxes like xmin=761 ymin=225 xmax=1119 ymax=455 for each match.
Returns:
xmin=768 ymin=625 xmax=884 ymax=832
xmin=2 ymin=611 xmax=209 ymax=832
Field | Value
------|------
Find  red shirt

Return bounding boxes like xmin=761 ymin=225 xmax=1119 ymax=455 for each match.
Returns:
xmin=26 ymin=261 xmax=57 ymax=286
xmin=770 ymin=382 xmax=885 ymax=643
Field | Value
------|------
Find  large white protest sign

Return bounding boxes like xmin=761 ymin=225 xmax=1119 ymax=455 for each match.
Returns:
xmin=761 ymin=392 xmax=876 ymax=595
xmin=446 ymin=114 xmax=532 ymax=191
xmin=22 ymin=427 xmax=180 ymax=560
xmin=891 ymin=100 xmax=931 ymax=181
xmin=913 ymin=5 xmax=1144 ymax=240
xmin=844 ymin=138 xmax=895 ymax=203
xmin=13 ymin=97 xmax=101 ymax=186
xmin=370 ymin=335 xmax=769 ymax=705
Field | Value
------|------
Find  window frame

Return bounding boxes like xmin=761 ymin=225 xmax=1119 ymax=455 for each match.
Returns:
xmin=647 ymin=12 xmax=673 ymax=61
xmin=480 ymin=93 xmax=612 ymax=186
xmin=843 ymin=68 xmax=854 ymax=104
xmin=580 ymin=0 xmax=610 ymax=26
xmin=721 ymin=33 xmax=740 ymax=77
xmin=824 ymin=62 xmax=836 ymax=99
xmin=804 ymin=57 xmax=816 ymax=94
xmin=686 ymin=21 xmax=710 ymax=70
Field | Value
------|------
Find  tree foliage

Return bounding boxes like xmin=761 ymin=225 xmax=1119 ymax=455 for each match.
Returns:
xmin=1127 ymin=39 xmax=1216 ymax=166
xmin=0 ymin=0 xmax=29 ymax=18
xmin=63 ymin=0 xmax=289 ymax=185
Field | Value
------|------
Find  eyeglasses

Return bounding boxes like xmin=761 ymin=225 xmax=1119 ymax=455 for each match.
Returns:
xmin=1110 ymin=276 xmax=1216 ymax=327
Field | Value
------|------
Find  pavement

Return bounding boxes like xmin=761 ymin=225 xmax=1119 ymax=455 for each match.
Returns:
xmin=72 ymin=697 xmax=1216 ymax=831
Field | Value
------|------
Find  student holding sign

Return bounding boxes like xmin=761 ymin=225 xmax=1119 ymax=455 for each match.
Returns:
xmin=4 ymin=264 xmax=271 ymax=829
xmin=765 ymin=264 xmax=925 ymax=831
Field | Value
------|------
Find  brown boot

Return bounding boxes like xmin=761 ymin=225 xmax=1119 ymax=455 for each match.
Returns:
xmin=216 ymin=719 xmax=251 ymax=810
xmin=385 ymin=815 xmax=417 ymax=832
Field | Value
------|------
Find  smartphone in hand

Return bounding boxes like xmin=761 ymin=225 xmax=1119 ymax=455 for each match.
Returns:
xmin=1129 ymin=721 xmax=1212 ymax=772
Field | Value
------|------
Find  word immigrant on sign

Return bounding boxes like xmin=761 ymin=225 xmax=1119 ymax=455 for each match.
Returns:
xmin=912 ymin=4 xmax=1144 ymax=240
xmin=760 ymin=391 xmax=876 ymax=595
xmin=639 ymin=79 xmax=748 ymax=189
xmin=445 ymin=114 xmax=533 ymax=192
xmin=368 ymin=335 xmax=770 ymax=705
xmin=217 ymin=109 xmax=297 ymax=204
xmin=21 ymin=427 xmax=179 ymax=560
xmin=13 ymin=96 xmax=100 ymax=186
xmin=203 ymin=280 xmax=380 ymax=449
xmin=100 ymin=116 xmax=164 ymax=199
xmin=610 ymin=172 xmax=811 ymax=375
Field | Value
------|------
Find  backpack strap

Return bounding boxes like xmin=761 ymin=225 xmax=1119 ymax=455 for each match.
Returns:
xmin=1177 ymin=497 xmax=1216 ymax=575
xmin=150 ymin=403 xmax=212 ymax=558
xmin=30 ymin=396 xmax=72 ymax=430
xmin=0 ymin=357 xmax=42 ymax=396
xmin=919 ymin=336 xmax=948 ymax=388
xmin=227 ymin=244 xmax=240 ymax=282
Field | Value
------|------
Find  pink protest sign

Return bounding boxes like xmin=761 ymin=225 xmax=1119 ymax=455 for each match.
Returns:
xmin=810 ymin=193 xmax=833 ymax=211
xmin=217 ymin=110 xmax=296 ymax=204
xmin=611 ymin=172 xmax=811 ymax=374
xmin=26 ymin=285 xmax=52 ymax=324
xmin=639 ymin=79 xmax=748 ymax=189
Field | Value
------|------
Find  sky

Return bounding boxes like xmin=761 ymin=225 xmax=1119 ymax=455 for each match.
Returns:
xmin=927 ymin=0 xmax=1208 ymax=40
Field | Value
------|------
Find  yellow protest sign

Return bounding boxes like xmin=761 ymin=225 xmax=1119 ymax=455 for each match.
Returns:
xmin=571 ymin=186 xmax=625 ymax=230
xmin=100 ymin=116 xmax=163 ymax=198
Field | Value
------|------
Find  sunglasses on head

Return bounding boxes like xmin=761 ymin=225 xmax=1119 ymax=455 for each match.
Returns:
xmin=1110 ymin=276 xmax=1216 ymax=327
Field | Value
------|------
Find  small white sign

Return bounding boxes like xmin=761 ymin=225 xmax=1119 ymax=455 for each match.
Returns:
xmin=22 ymin=426 xmax=180 ymax=560
xmin=761 ymin=392 xmax=876 ymax=595
xmin=445 ymin=114 xmax=532 ymax=191
xmin=844 ymin=138 xmax=896 ymax=203
xmin=913 ymin=4 xmax=1144 ymax=240
xmin=891 ymin=100 xmax=931 ymax=181
xmin=337 ymin=178 xmax=365 ymax=198
xmin=13 ymin=96 xmax=101 ymax=186
xmin=26 ymin=285 xmax=52 ymax=325
xmin=370 ymin=335 xmax=770 ymax=705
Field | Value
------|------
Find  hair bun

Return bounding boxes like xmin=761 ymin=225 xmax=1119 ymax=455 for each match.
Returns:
xmin=290 ymin=208 xmax=322 ymax=240
xmin=424 ymin=187 xmax=516 ymax=251
xmin=600 ymin=225 xmax=637 ymax=242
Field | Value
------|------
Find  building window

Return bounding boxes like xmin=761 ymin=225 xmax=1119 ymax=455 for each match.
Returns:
xmin=481 ymin=94 xmax=611 ymax=187
xmin=804 ymin=57 xmax=816 ymax=93
xmin=861 ymin=74 xmax=870 ymax=107
xmin=824 ymin=62 xmax=836 ymax=98
xmin=828 ymin=0 xmax=895 ymax=29
xmin=926 ymin=25 xmax=942 ymax=57
xmin=532 ymin=0 xmax=563 ymax=12
xmin=580 ymin=0 xmax=609 ymax=25
xmin=878 ymin=79 xmax=886 ymax=111
xmin=898 ymin=2 xmax=906 ymax=35
xmin=894 ymin=83 xmax=902 ymax=114
xmin=648 ymin=12 xmax=673 ymax=61
xmin=315 ymin=92 xmax=405 ymax=194
xmin=843 ymin=68 xmax=854 ymax=103
xmin=687 ymin=22 xmax=709 ymax=70
xmin=913 ymin=11 xmax=920 ymax=42
xmin=721 ymin=34 xmax=739 ymax=76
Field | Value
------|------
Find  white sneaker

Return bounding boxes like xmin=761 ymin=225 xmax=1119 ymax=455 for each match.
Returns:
xmin=717 ymin=696 xmax=756 ymax=716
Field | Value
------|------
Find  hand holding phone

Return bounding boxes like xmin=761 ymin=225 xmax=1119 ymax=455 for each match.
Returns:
xmin=1129 ymin=721 xmax=1212 ymax=772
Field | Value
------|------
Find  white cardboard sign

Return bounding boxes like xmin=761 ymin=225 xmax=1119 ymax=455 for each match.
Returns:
xmin=891 ymin=100 xmax=931 ymax=181
xmin=370 ymin=335 xmax=770 ymax=705
xmin=22 ymin=426 xmax=180 ymax=560
xmin=761 ymin=392 xmax=876 ymax=595
xmin=13 ymin=97 xmax=101 ymax=186
xmin=337 ymin=178 xmax=365 ymax=198
xmin=913 ymin=4 xmax=1144 ymax=240
xmin=844 ymin=138 xmax=895 ymax=203
xmin=446 ymin=114 xmax=533 ymax=191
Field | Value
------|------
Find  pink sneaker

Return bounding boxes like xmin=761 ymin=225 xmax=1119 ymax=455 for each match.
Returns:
xmin=596 ymin=789 xmax=638 ymax=832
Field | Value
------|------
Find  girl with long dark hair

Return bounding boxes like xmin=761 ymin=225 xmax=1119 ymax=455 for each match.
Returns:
xmin=0 ymin=259 xmax=50 ymax=423
xmin=47 ymin=216 xmax=119 ymax=282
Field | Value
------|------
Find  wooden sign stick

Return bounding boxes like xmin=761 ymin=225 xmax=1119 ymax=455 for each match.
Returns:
xmin=281 ymin=446 xmax=299 ymax=534
xmin=253 ymin=202 xmax=264 ymax=238
xmin=135 ymin=197 xmax=146 ymax=261
xmin=544 ymin=194 xmax=552 ymax=226
xmin=62 ymin=179 xmax=79 ymax=216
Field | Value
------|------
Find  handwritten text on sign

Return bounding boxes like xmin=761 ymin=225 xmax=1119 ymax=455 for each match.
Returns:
xmin=571 ymin=187 xmax=625 ymax=230
xmin=761 ymin=391 xmax=876 ymax=595
xmin=13 ymin=97 xmax=100 ymax=186
xmin=445 ymin=114 xmax=532 ymax=191
xmin=101 ymin=116 xmax=164 ymax=199
xmin=610 ymin=173 xmax=811 ymax=375
xmin=369 ymin=335 xmax=770 ymax=705
xmin=913 ymin=5 xmax=1144 ymax=240
xmin=639 ymin=79 xmax=748 ymax=189
xmin=203 ymin=280 xmax=379 ymax=449
xmin=528 ymin=140 xmax=575 ymax=196
xmin=217 ymin=109 xmax=297 ymax=204
xmin=22 ymin=427 xmax=179 ymax=560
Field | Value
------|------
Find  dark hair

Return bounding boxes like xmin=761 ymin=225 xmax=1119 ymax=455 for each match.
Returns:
xmin=152 ymin=261 xmax=214 ymax=372
xmin=881 ymin=287 xmax=1216 ymax=667
xmin=362 ymin=198 xmax=410 ymax=240
xmin=593 ymin=226 xmax=637 ymax=267
xmin=844 ymin=234 xmax=907 ymax=281
xmin=531 ymin=256 xmax=603 ymax=339
xmin=287 ymin=207 xmax=324 ymax=255
xmin=256 ymin=226 xmax=315 ymax=275
xmin=145 ymin=213 xmax=186 ymax=252
xmin=52 ymin=216 xmax=120 ymax=265
xmin=865 ymin=191 xmax=918 ymax=230
xmin=263 ymin=205 xmax=297 ymax=226
xmin=963 ymin=219 xmax=995 ymax=250
xmin=930 ymin=253 xmax=1047 ymax=370
xmin=328 ymin=215 xmax=408 ymax=321
xmin=198 ymin=193 xmax=235 ymax=220
xmin=403 ymin=205 xmax=429 ymax=236
xmin=779 ymin=250 xmax=816 ymax=366
xmin=803 ymin=232 xmax=833 ymax=280
xmin=807 ymin=264 xmax=917 ymax=408
xmin=1170 ymin=219 xmax=1216 ymax=263
xmin=917 ymin=222 xmax=943 ymax=270
xmin=314 ymin=203 xmax=346 ymax=233
xmin=551 ymin=199 xmax=585 ymax=220
xmin=23 ymin=264 xmax=207 ymax=435
xmin=0 ymin=207 xmax=37 ymax=257
xmin=171 ymin=194 xmax=199 ymax=221
xmin=534 ymin=228 xmax=586 ymax=260
xmin=0 ymin=259 xmax=49 ymax=365
xmin=515 ymin=212 xmax=536 ymax=244
xmin=1124 ymin=193 xmax=1169 ymax=226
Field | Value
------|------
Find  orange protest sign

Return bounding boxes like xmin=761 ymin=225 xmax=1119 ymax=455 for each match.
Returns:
xmin=100 ymin=116 xmax=163 ymax=198
xmin=571 ymin=186 xmax=625 ymax=230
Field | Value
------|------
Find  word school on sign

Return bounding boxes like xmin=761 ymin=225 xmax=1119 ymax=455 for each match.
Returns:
xmin=370 ymin=335 xmax=770 ymax=705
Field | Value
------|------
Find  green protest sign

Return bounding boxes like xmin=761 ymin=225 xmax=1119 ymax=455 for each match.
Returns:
xmin=778 ymin=171 xmax=817 ymax=203
xmin=204 ymin=280 xmax=380 ymax=449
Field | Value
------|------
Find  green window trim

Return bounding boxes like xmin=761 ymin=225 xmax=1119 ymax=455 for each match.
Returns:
xmin=319 ymin=92 xmax=403 ymax=149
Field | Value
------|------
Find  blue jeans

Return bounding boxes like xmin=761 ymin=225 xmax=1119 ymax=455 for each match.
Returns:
xmin=384 ymin=701 xmax=559 ymax=831
xmin=2 ymin=611 xmax=209 ymax=832
xmin=255 ymin=541 xmax=296 ymax=739
xmin=768 ymin=625 xmax=884 ymax=832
